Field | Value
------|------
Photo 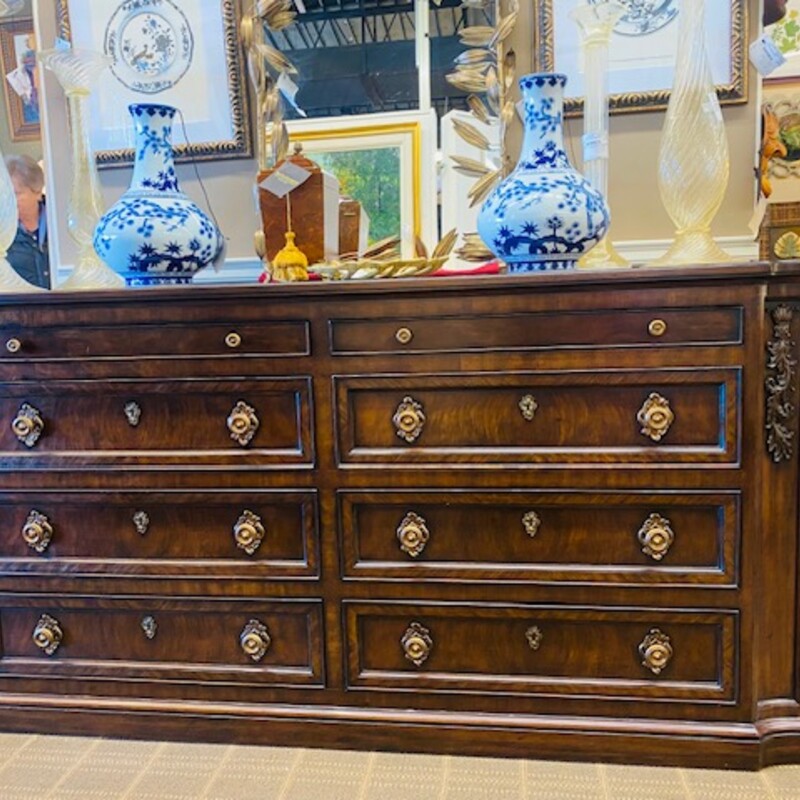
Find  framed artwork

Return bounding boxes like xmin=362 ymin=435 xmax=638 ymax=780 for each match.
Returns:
xmin=533 ymin=0 xmax=747 ymax=115
xmin=765 ymin=0 xmax=800 ymax=82
xmin=0 ymin=18 xmax=40 ymax=142
xmin=763 ymin=81 xmax=800 ymax=188
xmin=55 ymin=0 xmax=251 ymax=166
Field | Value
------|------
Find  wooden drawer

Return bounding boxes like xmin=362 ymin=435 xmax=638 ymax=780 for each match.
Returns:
xmin=339 ymin=490 xmax=740 ymax=586
xmin=0 ymin=319 xmax=309 ymax=362
xmin=0 ymin=490 xmax=318 ymax=580
xmin=344 ymin=602 xmax=737 ymax=703
xmin=0 ymin=597 xmax=323 ymax=687
xmin=335 ymin=369 xmax=740 ymax=466
xmin=0 ymin=377 xmax=313 ymax=470
xmin=329 ymin=306 xmax=743 ymax=355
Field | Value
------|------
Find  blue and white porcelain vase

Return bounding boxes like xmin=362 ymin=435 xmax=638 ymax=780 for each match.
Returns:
xmin=477 ymin=73 xmax=610 ymax=272
xmin=94 ymin=103 xmax=223 ymax=285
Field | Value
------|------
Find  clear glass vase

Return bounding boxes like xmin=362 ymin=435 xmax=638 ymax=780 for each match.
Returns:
xmin=571 ymin=2 xmax=628 ymax=269
xmin=651 ymin=0 xmax=730 ymax=266
xmin=39 ymin=48 xmax=124 ymax=290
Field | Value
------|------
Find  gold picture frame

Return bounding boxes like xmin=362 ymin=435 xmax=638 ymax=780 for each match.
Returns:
xmin=0 ymin=18 xmax=40 ymax=142
xmin=55 ymin=0 xmax=251 ymax=166
xmin=533 ymin=0 xmax=748 ymax=115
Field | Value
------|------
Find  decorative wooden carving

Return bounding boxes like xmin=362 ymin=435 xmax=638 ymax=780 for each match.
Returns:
xmin=766 ymin=305 xmax=797 ymax=462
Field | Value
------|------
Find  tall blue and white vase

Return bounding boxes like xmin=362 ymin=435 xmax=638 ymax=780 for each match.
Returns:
xmin=477 ymin=73 xmax=610 ymax=272
xmin=94 ymin=103 xmax=224 ymax=285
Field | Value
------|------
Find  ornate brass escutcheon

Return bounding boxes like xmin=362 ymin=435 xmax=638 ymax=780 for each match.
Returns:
xmin=124 ymin=401 xmax=142 ymax=427
xmin=12 ymin=402 xmax=43 ymax=448
xmin=132 ymin=510 xmax=150 ymax=536
xmin=393 ymin=396 xmax=426 ymax=444
xmin=396 ymin=511 xmax=430 ymax=558
xmin=225 ymin=331 xmax=242 ymax=349
xmin=401 ymin=621 xmax=433 ymax=666
xmin=240 ymin=619 xmax=271 ymax=662
xmin=637 ymin=392 xmax=674 ymax=442
xmin=519 ymin=394 xmax=538 ymax=421
xmin=522 ymin=511 xmax=541 ymax=538
xmin=227 ymin=400 xmax=259 ymax=447
xmin=233 ymin=510 xmax=266 ymax=556
xmin=22 ymin=510 xmax=53 ymax=554
xmin=395 ymin=327 xmax=413 ymax=345
xmin=638 ymin=628 xmax=673 ymax=675
xmin=5 ymin=337 xmax=21 ymax=353
xmin=648 ymin=319 xmax=667 ymax=337
xmin=33 ymin=613 xmax=63 ymax=656
xmin=525 ymin=625 xmax=543 ymax=651
xmin=141 ymin=615 xmax=157 ymax=640
xmin=637 ymin=513 xmax=675 ymax=561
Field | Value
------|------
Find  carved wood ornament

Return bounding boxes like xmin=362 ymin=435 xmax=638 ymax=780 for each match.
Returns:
xmin=766 ymin=305 xmax=797 ymax=462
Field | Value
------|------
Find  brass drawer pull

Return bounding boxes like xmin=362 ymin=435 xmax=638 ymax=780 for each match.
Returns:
xmin=522 ymin=511 xmax=541 ymax=538
xmin=233 ymin=510 xmax=265 ymax=556
xmin=519 ymin=394 xmax=538 ymax=421
xmin=637 ymin=513 xmax=674 ymax=561
xmin=525 ymin=625 xmax=543 ymax=651
xmin=5 ymin=337 xmax=21 ymax=353
xmin=639 ymin=628 xmax=673 ymax=675
xmin=22 ymin=510 xmax=53 ymax=554
xmin=401 ymin=621 xmax=433 ymax=667
xmin=133 ymin=510 xmax=150 ymax=536
xmin=240 ymin=619 xmax=271 ymax=662
xmin=393 ymin=396 xmax=425 ymax=443
xmin=225 ymin=331 xmax=242 ymax=349
xmin=396 ymin=511 xmax=429 ymax=558
xmin=395 ymin=327 xmax=413 ymax=345
xmin=33 ymin=613 xmax=62 ymax=656
xmin=637 ymin=392 xmax=674 ymax=442
xmin=648 ymin=319 xmax=667 ymax=337
xmin=141 ymin=615 xmax=157 ymax=640
xmin=227 ymin=400 xmax=259 ymax=447
xmin=12 ymin=402 xmax=43 ymax=448
xmin=124 ymin=401 xmax=142 ymax=427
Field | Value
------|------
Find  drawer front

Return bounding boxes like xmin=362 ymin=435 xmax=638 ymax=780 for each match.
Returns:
xmin=0 ymin=490 xmax=318 ymax=580
xmin=0 ymin=320 xmax=310 ymax=361
xmin=339 ymin=490 xmax=740 ymax=586
xmin=329 ymin=306 xmax=743 ymax=355
xmin=335 ymin=369 xmax=739 ymax=465
xmin=0 ymin=378 xmax=313 ymax=469
xmin=345 ymin=602 xmax=737 ymax=702
xmin=0 ymin=597 xmax=323 ymax=687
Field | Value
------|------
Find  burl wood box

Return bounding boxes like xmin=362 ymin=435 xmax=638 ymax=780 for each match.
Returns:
xmin=258 ymin=148 xmax=340 ymax=265
xmin=759 ymin=201 xmax=800 ymax=261
xmin=339 ymin=198 xmax=370 ymax=257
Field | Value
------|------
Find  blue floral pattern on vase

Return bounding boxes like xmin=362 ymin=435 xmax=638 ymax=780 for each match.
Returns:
xmin=93 ymin=103 xmax=223 ymax=285
xmin=477 ymin=73 xmax=610 ymax=272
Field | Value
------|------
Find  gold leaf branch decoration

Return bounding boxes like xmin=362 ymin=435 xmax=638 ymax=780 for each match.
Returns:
xmin=241 ymin=0 xmax=299 ymax=172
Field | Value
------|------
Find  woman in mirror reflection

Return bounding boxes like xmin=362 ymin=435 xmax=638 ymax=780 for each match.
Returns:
xmin=5 ymin=154 xmax=49 ymax=289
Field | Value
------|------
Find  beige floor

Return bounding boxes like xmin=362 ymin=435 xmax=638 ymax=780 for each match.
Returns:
xmin=0 ymin=732 xmax=798 ymax=800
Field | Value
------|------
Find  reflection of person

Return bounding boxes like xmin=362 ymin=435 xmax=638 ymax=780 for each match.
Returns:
xmin=765 ymin=0 xmax=788 ymax=26
xmin=5 ymin=155 xmax=49 ymax=289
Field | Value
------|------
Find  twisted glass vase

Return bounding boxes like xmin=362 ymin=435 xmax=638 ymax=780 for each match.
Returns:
xmin=39 ymin=48 xmax=124 ymax=290
xmin=571 ymin=2 xmax=628 ymax=268
xmin=652 ymin=0 xmax=730 ymax=266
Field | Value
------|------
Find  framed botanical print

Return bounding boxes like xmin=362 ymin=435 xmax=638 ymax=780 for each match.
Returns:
xmin=55 ymin=0 xmax=252 ymax=165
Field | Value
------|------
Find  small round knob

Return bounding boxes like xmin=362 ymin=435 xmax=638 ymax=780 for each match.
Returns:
xmin=12 ymin=402 xmax=44 ymax=448
xmin=401 ymin=621 xmax=433 ymax=666
xmin=392 ymin=396 xmax=426 ymax=443
xmin=522 ymin=511 xmax=541 ymax=538
xmin=225 ymin=332 xmax=242 ymax=349
xmin=525 ymin=625 xmax=543 ymax=651
xmin=132 ymin=510 xmax=150 ymax=536
xmin=33 ymin=613 xmax=63 ymax=656
xmin=637 ymin=513 xmax=675 ymax=561
xmin=639 ymin=628 xmax=673 ymax=675
xmin=141 ymin=615 xmax=157 ymax=640
xmin=396 ymin=512 xmax=429 ymax=558
xmin=648 ymin=319 xmax=667 ymax=337
xmin=22 ymin=510 xmax=53 ymax=554
xmin=227 ymin=400 xmax=259 ymax=447
xmin=519 ymin=394 xmax=538 ymax=421
xmin=233 ymin=510 xmax=266 ymax=555
xmin=240 ymin=619 xmax=271 ymax=662
xmin=5 ymin=338 xmax=21 ymax=353
xmin=395 ymin=327 xmax=413 ymax=345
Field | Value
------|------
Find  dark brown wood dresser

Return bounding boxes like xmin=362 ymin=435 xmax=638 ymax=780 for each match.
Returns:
xmin=0 ymin=262 xmax=799 ymax=769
